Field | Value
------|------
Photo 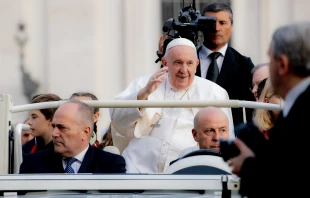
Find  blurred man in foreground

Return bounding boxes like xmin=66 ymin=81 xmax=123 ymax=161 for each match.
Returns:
xmin=227 ymin=21 xmax=310 ymax=198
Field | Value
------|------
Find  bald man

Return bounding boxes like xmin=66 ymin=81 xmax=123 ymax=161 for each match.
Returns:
xmin=192 ymin=107 xmax=229 ymax=151
xmin=20 ymin=100 xmax=126 ymax=174
xmin=110 ymin=38 xmax=235 ymax=173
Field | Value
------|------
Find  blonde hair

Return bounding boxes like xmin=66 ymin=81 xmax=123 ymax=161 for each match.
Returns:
xmin=253 ymin=79 xmax=277 ymax=131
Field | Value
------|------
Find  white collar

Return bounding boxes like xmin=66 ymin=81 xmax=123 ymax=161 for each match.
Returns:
xmin=283 ymin=77 xmax=310 ymax=117
xmin=63 ymin=145 xmax=89 ymax=163
xmin=199 ymin=44 xmax=228 ymax=59
xmin=166 ymin=75 xmax=194 ymax=93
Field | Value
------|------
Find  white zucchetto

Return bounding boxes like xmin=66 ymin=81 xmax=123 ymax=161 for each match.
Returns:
xmin=164 ymin=38 xmax=196 ymax=56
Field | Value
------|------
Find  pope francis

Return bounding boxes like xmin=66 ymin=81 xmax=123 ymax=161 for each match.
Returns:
xmin=110 ymin=38 xmax=235 ymax=173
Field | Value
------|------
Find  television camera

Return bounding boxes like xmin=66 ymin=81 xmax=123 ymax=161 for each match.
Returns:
xmin=162 ymin=0 xmax=216 ymax=47
xmin=155 ymin=0 xmax=217 ymax=63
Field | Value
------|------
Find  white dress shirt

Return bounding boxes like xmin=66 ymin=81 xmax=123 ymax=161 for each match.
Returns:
xmin=198 ymin=44 xmax=228 ymax=78
xmin=62 ymin=145 xmax=89 ymax=173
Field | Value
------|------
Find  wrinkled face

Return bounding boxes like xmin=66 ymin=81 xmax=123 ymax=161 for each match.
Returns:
xmin=251 ymin=66 xmax=269 ymax=101
xmin=21 ymin=130 xmax=34 ymax=145
xmin=192 ymin=112 xmax=229 ymax=151
xmin=28 ymin=110 xmax=52 ymax=137
xmin=204 ymin=11 xmax=233 ymax=50
xmin=162 ymin=45 xmax=199 ymax=90
xmin=52 ymin=104 xmax=89 ymax=157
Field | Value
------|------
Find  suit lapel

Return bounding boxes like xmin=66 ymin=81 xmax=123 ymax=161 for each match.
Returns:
xmin=195 ymin=46 xmax=239 ymax=88
xmin=216 ymin=47 xmax=239 ymax=87
xmin=44 ymin=149 xmax=64 ymax=173
xmin=270 ymin=84 xmax=310 ymax=140
xmin=195 ymin=46 xmax=202 ymax=77
xmin=78 ymin=146 xmax=93 ymax=173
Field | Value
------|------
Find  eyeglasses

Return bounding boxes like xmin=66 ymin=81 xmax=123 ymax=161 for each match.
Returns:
xmin=249 ymin=78 xmax=268 ymax=92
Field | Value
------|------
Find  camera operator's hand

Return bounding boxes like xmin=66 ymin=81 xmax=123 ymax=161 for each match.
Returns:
xmin=158 ymin=35 xmax=169 ymax=55
xmin=228 ymin=138 xmax=255 ymax=176
xmin=137 ymin=67 xmax=168 ymax=101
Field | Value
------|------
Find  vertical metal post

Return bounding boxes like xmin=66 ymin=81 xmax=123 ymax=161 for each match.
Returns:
xmin=0 ymin=94 xmax=13 ymax=174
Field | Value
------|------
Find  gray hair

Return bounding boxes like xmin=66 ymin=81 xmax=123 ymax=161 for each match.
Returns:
xmin=65 ymin=100 xmax=94 ymax=136
xmin=251 ymin=63 xmax=269 ymax=75
xmin=270 ymin=21 xmax=310 ymax=77
xmin=202 ymin=3 xmax=233 ymax=25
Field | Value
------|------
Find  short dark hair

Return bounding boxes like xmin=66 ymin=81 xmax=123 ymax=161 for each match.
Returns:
xmin=202 ymin=3 xmax=233 ymax=24
xmin=31 ymin=93 xmax=61 ymax=120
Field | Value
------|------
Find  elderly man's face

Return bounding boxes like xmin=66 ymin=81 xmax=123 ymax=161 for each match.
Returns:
xmin=52 ymin=103 xmax=89 ymax=158
xmin=163 ymin=45 xmax=199 ymax=90
xmin=192 ymin=110 xmax=229 ymax=151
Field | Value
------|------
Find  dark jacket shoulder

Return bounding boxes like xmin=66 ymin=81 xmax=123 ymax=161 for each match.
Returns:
xmin=85 ymin=146 xmax=126 ymax=173
xmin=20 ymin=146 xmax=126 ymax=174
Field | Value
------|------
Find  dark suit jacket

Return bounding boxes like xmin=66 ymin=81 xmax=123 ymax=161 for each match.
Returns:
xmin=20 ymin=145 xmax=126 ymax=174
xmin=239 ymin=84 xmax=310 ymax=198
xmin=22 ymin=137 xmax=53 ymax=155
xmin=196 ymin=46 xmax=255 ymax=127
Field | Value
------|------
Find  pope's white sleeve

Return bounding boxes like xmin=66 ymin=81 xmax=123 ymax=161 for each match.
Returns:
xmin=109 ymin=91 xmax=143 ymax=138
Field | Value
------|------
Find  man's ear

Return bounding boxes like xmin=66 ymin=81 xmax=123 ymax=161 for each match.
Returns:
xmin=277 ymin=55 xmax=289 ymax=76
xmin=192 ymin=129 xmax=198 ymax=142
xmin=194 ymin=59 xmax=200 ymax=73
xmin=82 ymin=126 xmax=91 ymax=141
xmin=93 ymin=112 xmax=100 ymax=123
xmin=47 ymin=118 xmax=53 ymax=126
xmin=196 ymin=59 xmax=200 ymax=67
xmin=161 ymin=57 xmax=167 ymax=66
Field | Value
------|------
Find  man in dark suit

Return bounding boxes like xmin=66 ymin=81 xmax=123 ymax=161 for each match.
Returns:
xmin=227 ymin=21 xmax=310 ymax=198
xmin=20 ymin=100 xmax=126 ymax=174
xmin=196 ymin=3 xmax=255 ymax=127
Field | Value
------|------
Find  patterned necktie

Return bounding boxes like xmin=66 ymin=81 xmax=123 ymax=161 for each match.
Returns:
xmin=64 ymin=158 xmax=77 ymax=173
xmin=206 ymin=52 xmax=221 ymax=82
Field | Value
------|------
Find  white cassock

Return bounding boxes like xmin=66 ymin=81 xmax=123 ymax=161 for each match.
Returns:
xmin=110 ymin=75 xmax=235 ymax=173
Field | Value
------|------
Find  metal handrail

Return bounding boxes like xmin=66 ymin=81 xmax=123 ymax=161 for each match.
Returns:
xmin=11 ymin=100 xmax=283 ymax=113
